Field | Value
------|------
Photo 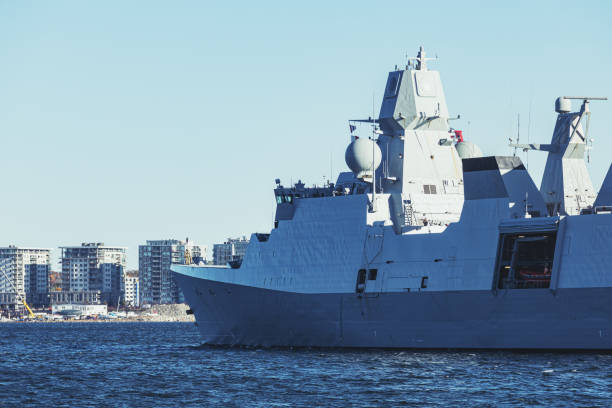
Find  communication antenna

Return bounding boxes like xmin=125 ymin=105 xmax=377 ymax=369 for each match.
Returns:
xmin=371 ymin=92 xmax=377 ymax=211
xmin=584 ymin=106 xmax=594 ymax=165
xmin=513 ymin=114 xmax=520 ymax=157
xmin=386 ymin=144 xmax=389 ymax=178
xmin=527 ymin=96 xmax=532 ymax=170
xmin=329 ymin=152 xmax=333 ymax=185
xmin=407 ymin=46 xmax=437 ymax=70
xmin=565 ymin=96 xmax=607 ymax=141
xmin=587 ymin=143 xmax=592 ymax=166
xmin=372 ymin=92 xmax=376 ymax=123
xmin=586 ymin=137 xmax=594 ymax=165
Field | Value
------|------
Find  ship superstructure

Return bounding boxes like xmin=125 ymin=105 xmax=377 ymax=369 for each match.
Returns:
xmin=511 ymin=96 xmax=606 ymax=216
xmin=173 ymin=48 xmax=612 ymax=349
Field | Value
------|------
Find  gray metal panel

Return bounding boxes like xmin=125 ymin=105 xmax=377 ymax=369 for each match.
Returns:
xmin=463 ymin=170 xmax=508 ymax=200
xmin=275 ymin=203 xmax=295 ymax=221
xmin=594 ymin=164 xmax=612 ymax=207
xmin=462 ymin=156 xmax=524 ymax=172
xmin=462 ymin=157 xmax=510 ymax=200
xmin=415 ymin=71 xmax=437 ymax=96
xmin=499 ymin=158 xmax=547 ymax=217
xmin=335 ymin=171 xmax=356 ymax=187
xmin=498 ymin=217 xmax=560 ymax=233
xmin=379 ymin=69 xmax=416 ymax=135
xmin=383 ymin=71 xmax=402 ymax=98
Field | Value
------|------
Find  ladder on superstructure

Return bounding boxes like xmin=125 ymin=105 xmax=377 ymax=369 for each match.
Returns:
xmin=403 ymin=201 xmax=415 ymax=226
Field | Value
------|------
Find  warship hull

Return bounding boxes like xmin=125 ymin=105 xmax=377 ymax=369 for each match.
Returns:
xmin=174 ymin=271 xmax=612 ymax=349
xmin=170 ymin=49 xmax=612 ymax=350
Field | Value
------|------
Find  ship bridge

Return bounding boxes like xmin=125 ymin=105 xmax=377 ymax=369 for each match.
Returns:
xmin=273 ymin=180 xmax=335 ymax=204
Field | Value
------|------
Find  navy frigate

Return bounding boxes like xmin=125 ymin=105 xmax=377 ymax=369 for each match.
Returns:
xmin=172 ymin=47 xmax=612 ymax=349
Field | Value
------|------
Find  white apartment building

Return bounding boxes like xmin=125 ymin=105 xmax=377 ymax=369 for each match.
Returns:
xmin=60 ymin=243 xmax=126 ymax=305
xmin=123 ymin=270 xmax=139 ymax=307
xmin=0 ymin=246 xmax=51 ymax=309
xmin=139 ymin=239 xmax=205 ymax=304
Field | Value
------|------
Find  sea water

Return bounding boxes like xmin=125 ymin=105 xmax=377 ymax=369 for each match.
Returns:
xmin=1 ymin=322 xmax=610 ymax=407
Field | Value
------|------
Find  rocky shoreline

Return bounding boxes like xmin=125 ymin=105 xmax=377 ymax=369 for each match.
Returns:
xmin=1 ymin=304 xmax=195 ymax=323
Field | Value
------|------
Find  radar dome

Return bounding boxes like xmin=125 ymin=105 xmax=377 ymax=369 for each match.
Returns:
xmin=345 ymin=138 xmax=382 ymax=180
xmin=555 ymin=96 xmax=571 ymax=113
xmin=455 ymin=141 xmax=483 ymax=159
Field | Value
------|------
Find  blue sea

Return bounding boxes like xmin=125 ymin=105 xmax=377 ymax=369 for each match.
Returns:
xmin=0 ymin=322 xmax=610 ymax=407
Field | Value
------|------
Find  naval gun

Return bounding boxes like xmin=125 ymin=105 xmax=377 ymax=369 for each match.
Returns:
xmin=509 ymin=96 xmax=607 ymax=216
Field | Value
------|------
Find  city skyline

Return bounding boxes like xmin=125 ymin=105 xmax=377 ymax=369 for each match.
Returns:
xmin=0 ymin=239 xmax=217 ymax=310
xmin=1 ymin=1 xmax=611 ymax=269
xmin=1 ymin=238 xmax=215 ymax=271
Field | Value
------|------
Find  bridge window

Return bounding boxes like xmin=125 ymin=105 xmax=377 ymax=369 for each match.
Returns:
xmin=275 ymin=194 xmax=294 ymax=204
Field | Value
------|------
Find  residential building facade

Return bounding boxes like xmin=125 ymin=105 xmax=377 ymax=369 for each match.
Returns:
xmin=60 ymin=243 xmax=126 ymax=305
xmin=123 ymin=270 xmax=139 ymax=307
xmin=213 ymin=236 xmax=249 ymax=266
xmin=0 ymin=246 xmax=51 ymax=310
xmin=49 ymin=290 xmax=101 ymax=305
xmin=139 ymin=239 xmax=204 ymax=305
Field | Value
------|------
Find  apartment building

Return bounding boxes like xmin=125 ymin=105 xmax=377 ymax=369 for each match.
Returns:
xmin=139 ymin=239 xmax=204 ymax=304
xmin=213 ymin=236 xmax=249 ymax=266
xmin=0 ymin=246 xmax=51 ymax=309
xmin=60 ymin=243 xmax=126 ymax=305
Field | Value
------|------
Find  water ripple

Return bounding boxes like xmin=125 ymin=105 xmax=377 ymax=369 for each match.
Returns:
xmin=0 ymin=322 xmax=611 ymax=407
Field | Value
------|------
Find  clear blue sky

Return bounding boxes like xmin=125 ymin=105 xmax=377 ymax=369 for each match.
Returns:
xmin=1 ymin=1 xmax=611 ymax=269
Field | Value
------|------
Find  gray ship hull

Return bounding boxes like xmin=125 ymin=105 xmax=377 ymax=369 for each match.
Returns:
xmin=174 ymin=272 xmax=612 ymax=349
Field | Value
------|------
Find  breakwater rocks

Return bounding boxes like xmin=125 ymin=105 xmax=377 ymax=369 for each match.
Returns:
xmin=2 ymin=304 xmax=196 ymax=323
xmin=146 ymin=304 xmax=195 ymax=322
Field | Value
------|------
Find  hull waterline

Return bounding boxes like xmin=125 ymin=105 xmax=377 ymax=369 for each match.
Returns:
xmin=174 ymin=271 xmax=612 ymax=350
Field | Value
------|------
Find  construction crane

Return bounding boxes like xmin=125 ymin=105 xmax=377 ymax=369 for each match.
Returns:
xmin=0 ymin=266 xmax=35 ymax=318
xmin=184 ymin=248 xmax=192 ymax=265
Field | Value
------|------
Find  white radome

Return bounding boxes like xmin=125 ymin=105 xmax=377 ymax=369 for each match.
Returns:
xmin=345 ymin=138 xmax=382 ymax=179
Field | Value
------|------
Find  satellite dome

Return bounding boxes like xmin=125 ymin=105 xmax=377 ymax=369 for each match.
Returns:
xmin=345 ymin=138 xmax=382 ymax=180
xmin=455 ymin=141 xmax=483 ymax=159
xmin=555 ymin=96 xmax=571 ymax=113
